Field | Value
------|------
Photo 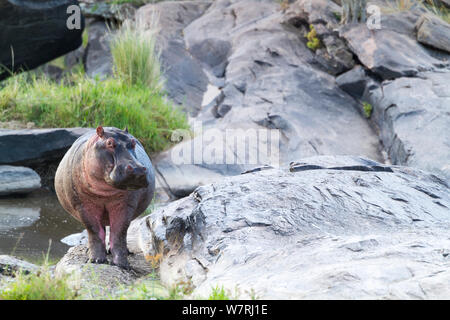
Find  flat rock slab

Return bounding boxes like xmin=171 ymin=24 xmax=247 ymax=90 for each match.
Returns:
xmin=0 ymin=165 xmax=41 ymax=196
xmin=0 ymin=128 xmax=91 ymax=166
xmin=135 ymin=155 xmax=450 ymax=299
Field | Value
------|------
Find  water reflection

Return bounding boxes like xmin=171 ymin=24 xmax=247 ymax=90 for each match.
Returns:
xmin=0 ymin=190 xmax=84 ymax=263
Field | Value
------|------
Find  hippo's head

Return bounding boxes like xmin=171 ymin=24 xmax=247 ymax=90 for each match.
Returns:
xmin=87 ymin=126 xmax=149 ymax=190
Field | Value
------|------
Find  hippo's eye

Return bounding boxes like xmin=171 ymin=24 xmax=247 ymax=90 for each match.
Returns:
xmin=129 ymin=139 xmax=136 ymax=149
xmin=106 ymin=138 xmax=116 ymax=149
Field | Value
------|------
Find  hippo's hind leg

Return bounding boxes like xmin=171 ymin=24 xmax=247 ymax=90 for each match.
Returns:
xmin=79 ymin=203 xmax=108 ymax=264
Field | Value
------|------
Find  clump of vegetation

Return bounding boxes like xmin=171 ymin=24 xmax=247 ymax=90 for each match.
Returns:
xmin=306 ymin=25 xmax=321 ymax=51
xmin=0 ymin=268 xmax=77 ymax=300
xmin=208 ymin=285 xmax=231 ymax=300
xmin=111 ymin=19 xmax=163 ymax=91
xmin=363 ymin=102 xmax=373 ymax=118
xmin=423 ymin=0 xmax=450 ymax=24
xmin=0 ymin=15 xmax=188 ymax=153
xmin=0 ymin=249 xmax=77 ymax=301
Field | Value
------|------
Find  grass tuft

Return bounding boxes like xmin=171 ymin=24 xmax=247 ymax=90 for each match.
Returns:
xmin=208 ymin=285 xmax=231 ymax=300
xmin=111 ymin=18 xmax=163 ymax=91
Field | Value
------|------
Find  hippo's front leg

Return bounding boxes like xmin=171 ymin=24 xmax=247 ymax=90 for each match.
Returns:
xmin=78 ymin=203 xmax=108 ymax=264
xmin=107 ymin=201 xmax=134 ymax=269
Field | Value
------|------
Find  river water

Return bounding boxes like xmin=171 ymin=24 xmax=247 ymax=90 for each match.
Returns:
xmin=0 ymin=190 xmax=84 ymax=263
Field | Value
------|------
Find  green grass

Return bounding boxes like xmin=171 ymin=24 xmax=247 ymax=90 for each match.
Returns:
xmin=208 ymin=285 xmax=231 ymax=300
xmin=0 ymin=72 xmax=187 ymax=152
xmin=111 ymin=19 xmax=163 ymax=91
xmin=0 ymin=267 xmax=77 ymax=300
xmin=0 ymin=248 xmax=77 ymax=300
xmin=423 ymin=0 xmax=450 ymax=24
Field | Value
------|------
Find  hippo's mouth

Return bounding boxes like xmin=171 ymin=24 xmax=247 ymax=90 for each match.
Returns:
xmin=105 ymin=173 xmax=149 ymax=191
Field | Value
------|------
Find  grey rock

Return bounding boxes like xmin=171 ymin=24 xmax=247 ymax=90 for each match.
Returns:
xmin=64 ymin=45 xmax=85 ymax=71
xmin=366 ymin=71 xmax=450 ymax=181
xmin=0 ymin=166 xmax=41 ymax=196
xmin=0 ymin=0 xmax=84 ymax=81
xmin=0 ymin=128 xmax=90 ymax=167
xmin=33 ymin=64 xmax=64 ymax=82
xmin=0 ymin=255 xmax=39 ymax=276
xmin=336 ymin=65 xmax=369 ymax=99
xmin=416 ymin=13 xmax=450 ymax=54
xmin=136 ymin=1 xmax=212 ymax=115
xmin=340 ymin=23 xmax=447 ymax=79
xmin=54 ymin=244 xmax=153 ymax=294
xmin=80 ymin=1 xmax=136 ymax=22
xmin=84 ymin=20 xmax=114 ymax=80
xmin=135 ymin=155 xmax=450 ymax=299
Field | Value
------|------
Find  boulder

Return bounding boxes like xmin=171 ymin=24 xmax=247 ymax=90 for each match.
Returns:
xmin=84 ymin=20 xmax=114 ymax=80
xmin=0 ymin=166 xmax=41 ymax=196
xmin=340 ymin=23 xmax=447 ymax=79
xmin=416 ymin=13 xmax=450 ymax=54
xmin=0 ymin=0 xmax=84 ymax=80
xmin=54 ymin=244 xmax=154 ymax=295
xmin=366 ymin=71 xmax=450 ymax=181
xmin=0 ymin=255 xmax=39 ymax=276
xmin=335 ymin=65 xmax=369 ymax=99
xmin=0 ymin=128 xmax=90 ymax=167
xmin=134 ymin=155 xmax=450 ymax=299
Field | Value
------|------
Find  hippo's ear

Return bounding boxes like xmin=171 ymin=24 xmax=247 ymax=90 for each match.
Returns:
xmin=124 ymin=126 xmax=128 ymax=133
xmin=96 ymin=126 xmax=104 ymax=138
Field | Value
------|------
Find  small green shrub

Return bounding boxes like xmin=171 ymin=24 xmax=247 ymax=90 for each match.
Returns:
xmin=306 ymin=25 xmax=321 ymax=51
xmin=363 ymin=102 xmax=373 ymax=118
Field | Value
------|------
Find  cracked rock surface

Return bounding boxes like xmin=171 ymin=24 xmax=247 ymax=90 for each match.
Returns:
xmin=131 ymin=155 xmax=450 ymax=299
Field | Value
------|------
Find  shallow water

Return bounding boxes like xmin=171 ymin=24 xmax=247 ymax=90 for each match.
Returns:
xmin=0 ymin=190 xmax=84 ymax=264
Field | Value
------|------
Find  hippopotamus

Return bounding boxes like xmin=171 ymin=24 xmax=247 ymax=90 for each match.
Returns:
xmin=55 ymin=126 xmax=155 ymax=269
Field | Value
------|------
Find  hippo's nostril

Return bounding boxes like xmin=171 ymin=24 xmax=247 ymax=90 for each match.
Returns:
xmin=126 ymin=165 xmax=133 ymax=173
xmin=143 ymin=167 xmax=147 ymax=172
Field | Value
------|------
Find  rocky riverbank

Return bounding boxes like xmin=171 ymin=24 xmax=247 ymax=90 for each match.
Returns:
xmin=1 ymin=0 xmax=449 ymax=299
